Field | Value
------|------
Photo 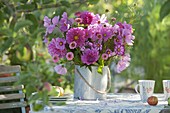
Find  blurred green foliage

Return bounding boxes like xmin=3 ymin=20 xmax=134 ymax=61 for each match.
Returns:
xmin=0 ymin=0 xmax=170 ymax=110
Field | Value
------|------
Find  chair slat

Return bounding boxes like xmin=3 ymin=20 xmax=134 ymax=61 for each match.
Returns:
xmin=0 ymin=93 xmax=25 ymax=101
xmin=0 ymin=76 xmax=19 ymax=83
xmin=0 ymin=85 xmax=24 ymax=92
xmin=0 ymin=101 xmax=27 ymax=109
xmin=0 ymin=65 xmax=21 ymax=74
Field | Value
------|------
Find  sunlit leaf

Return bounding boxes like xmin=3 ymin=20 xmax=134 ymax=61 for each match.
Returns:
xmin=160 ymin=0 xmax=170 ymax=21
xmin=0 ymin=37 xmax=13 ymax=54
xmin=14 ymin=20 xmax=33 ymax=32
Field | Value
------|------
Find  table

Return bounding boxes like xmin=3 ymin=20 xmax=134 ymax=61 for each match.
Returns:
xmin=29 ymin=93 xmax=170 ymax=113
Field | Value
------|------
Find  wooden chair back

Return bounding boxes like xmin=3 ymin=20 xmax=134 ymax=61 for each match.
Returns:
xmin=0 ymin=65 xmax=26 ymax=113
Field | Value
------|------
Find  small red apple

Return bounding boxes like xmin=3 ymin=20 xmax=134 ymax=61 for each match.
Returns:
xmin=147 ymin=96 xmax=158 ymax=106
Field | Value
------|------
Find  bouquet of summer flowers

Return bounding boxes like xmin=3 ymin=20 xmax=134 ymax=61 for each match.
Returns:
xmin=43 ymin=11 xmax=135 ymax=75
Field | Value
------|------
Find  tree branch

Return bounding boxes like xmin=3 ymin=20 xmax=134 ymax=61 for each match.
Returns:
xmin=16 ymin=0 xmax=88 ymax=13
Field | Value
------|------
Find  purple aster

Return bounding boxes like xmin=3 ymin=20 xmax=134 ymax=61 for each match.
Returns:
xmin=114 ymin=45 xmax=125 ymax=56
xmin=69 ymin=41 xmax=77 ymax=49
xmin=78 ymin=11 xmax=94 ymax=25
xmin=52 ymin=16 xmax=59 ymax=25
xmin=81 ymin=49 xmax=99 ymax=65
xmin=102 ymin=53 xmax=108 ymax=60
xmin=44 ymin=16 xmax=51 ymax=27
xmin=101 ymin=27 xmax=113 ymax=42
xmin=94 ymin=42 xmax=102 ymax=50
xmin=54 ymin=65 xmax=67 ymax=75
xmin=116 ymin=60 xmax=130 ymax=73
xmin=55 ymin=38 xmax=66 ymax=50
xmin=84 ymin=29 xmax=92 ymax=40
xmin=114 ymin=35 xmax=123 ymax=45
xmin=52 ymin=54 xmax=59 ymax=63
xmin=48 ymin=38 xmax=67 ymax=58
xmin=106 ymin=49 xmax=113 ymax=57
xmin=66 ymin=52 xmax=74 ymax=60
xmin=66 ymin=28 xmax=85 ymax=47
xmin=111 ymin=24 xmax=119 ymax=36
xmin=122 ymin=21 xmax=133 ymax=33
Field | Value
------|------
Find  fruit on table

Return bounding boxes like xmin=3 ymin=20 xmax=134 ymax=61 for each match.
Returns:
xmin=147 ymin=96 xmax=158 ymax=106
xmin=168 ymin=97 xmax=170 ymax=106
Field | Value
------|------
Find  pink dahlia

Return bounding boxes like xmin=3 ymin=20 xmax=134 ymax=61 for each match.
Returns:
xmin=81 ymin=49 xmax=99 ymax=65
xmin=69 ymin=41 xmax=77 ymax=49
xmin=66 ymin=28 xmax=85 ymax=47
xmin=52 ymin=54 xmax=59 ymax=63
xmin=77 ymin=11 xmax=94 ymax=25
xmin=102 ymin=53 xmax=108 ymax=60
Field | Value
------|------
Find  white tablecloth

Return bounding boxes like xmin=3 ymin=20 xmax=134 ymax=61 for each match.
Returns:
xmin=29 ymin=93 xmax=170 ymax=113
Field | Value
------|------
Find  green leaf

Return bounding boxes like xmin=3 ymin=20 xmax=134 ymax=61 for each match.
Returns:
xmin=0 ymin=37 xmax=13 ymax=54
xmin=16 ymin=3 xmax=37 ymax=11
xmin=88 ymin=0 xmax=100 ymax=4
xmin=60 ymin=1 xmax=71 ymax=7
xmin=42 ymin=0 xmax=53 ymax=4
xmin=25 ymin=14 xmax=38 ymax=32
xmin=14 ymin=20 xmax=33 ymax=32
xmin=160 ymin=0 xmax=170 ymax=21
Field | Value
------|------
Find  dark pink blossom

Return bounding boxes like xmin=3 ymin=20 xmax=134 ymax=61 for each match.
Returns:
xmin=81 ymin=49 xmax=99 ymax=65
xmin=66 ymin=52 xmax=74 ymax=60
xmin=66 ymin=28 xmax=85 ymax=47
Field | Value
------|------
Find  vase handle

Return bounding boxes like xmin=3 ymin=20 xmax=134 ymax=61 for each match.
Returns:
xmin=75 ymin=67 xmax=111 ymax=94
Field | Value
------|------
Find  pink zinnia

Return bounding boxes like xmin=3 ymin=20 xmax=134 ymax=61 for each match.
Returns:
xmin=102 ymin=53 xmax=108 ymax=60
xmin=66 ymin=52 xmax=74 ymax=60
xmin=52 ymin=54 xmax=59 ymax=63
xmin=66 ymin=28 xmax=85 ymax=47
xmin=54 ymin=65 xmax=67 ymax=75
xmin=81 ymin=49 xmax=99 ymax=65
xmin=69 ymin=41 xmax=77 ymax=49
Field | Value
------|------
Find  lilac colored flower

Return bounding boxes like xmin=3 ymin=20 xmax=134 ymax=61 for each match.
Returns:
xmin=112 ymin=24 xmax=119 ymax=36
xmin=85 ymin=41 xmax=93 ymax=48
xmin=66 ymin=28 xmax=85 ymax=47
xmin=114 ymin=45 xmax=125 ymax=56
xmin=121 ymin=53 xmax=131 ymax=62
xmin=48 ymin=38 xmax=67 ymax=58
xmin=101 ymin=27 xmax=113 ymax=42
xmin=43 ymin=37 xmax=48 ymax=44
xmin=79 ymin=11 xmax=94 ymax=25
xmin=114 ymin=35 xmax=123 ymax=45
xmin=81 ymin=49 xmax=99 ymax=65
xmin=52 ymin=54 xmax=59 ymax=63
xmin=44 ymin=16 xmax=51 ymax=27
xmin=116 ymin=60 xmax=130 ymax=73
xmin=52 ymin=16 xmax=59 ymax=25
xmin=69 ymin=41 xmax=77 ymax=49
xmin=102 ymin=53 xmax=108 ymax=60
xmin=66 ymin=52 xmax=74 ymax=60
xmin=59 ymin=18 xmax=70 ymax=32
xmin=54 ymin=65 xmax=67 ymax=75
xmin=46 ymin=25 xmax=55 ymax=34
xmin=106 ymin=49 xmax=113 ymax=57
xmin=125 ymin=35 xmax=135 ymax=46
xmin=91 ymin=14 xmax=108 ymax=25
xmin=55 ymin=38 xmax=66 ymax=50
xmin=122 ymin=21 xmax=133 ymax=33
xmin=80 ymin=46 xmax=85 ymax=51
